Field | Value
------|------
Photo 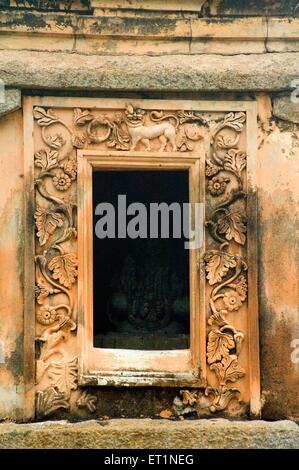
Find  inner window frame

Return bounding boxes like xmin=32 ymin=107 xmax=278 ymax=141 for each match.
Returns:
xmin=77 ymin=150 xmax=205 ymax=387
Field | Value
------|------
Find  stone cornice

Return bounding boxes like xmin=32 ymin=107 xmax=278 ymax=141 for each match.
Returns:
xmin=0 ymin=50 xmax=298 ymax=92
xmin=0 ymin=1 xmax=90 ymax=13
xmin=90 ymin=0 xmax=298 ymax=17
xmin=1 ymin=1 xmax=298 ymax=17
xmin=0 ymin=12 xmax=298 ymax=55
xmin=90 ymin=0 xmax=208 ymax=14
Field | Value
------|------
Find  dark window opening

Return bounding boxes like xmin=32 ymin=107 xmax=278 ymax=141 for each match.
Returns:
xmin=92 ymin=170 xmax=190 ymax=350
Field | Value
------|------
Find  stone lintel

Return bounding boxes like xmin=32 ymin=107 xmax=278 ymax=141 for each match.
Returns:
xmin=0 ymin=50 xmax=298 ymax=93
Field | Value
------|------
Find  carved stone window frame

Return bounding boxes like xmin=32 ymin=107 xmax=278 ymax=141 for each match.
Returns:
xmin=77 ymin=150 xmax=204 ymax=387
xmin=23 ymin=97 xmax=260 ymax=420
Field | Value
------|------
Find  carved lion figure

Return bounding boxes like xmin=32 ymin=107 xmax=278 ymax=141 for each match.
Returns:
xmin=124 ymin=104 xmax=178 ymax=151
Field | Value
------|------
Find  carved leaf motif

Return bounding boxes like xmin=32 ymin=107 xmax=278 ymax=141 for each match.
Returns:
xmin=33 ymin=107 xmax=59 ymax=127
xmin=34 ymin=149 xmax=59 ymax=171
xmin=222 ymin=112 xmax=246 ymax=132
xmin=210 ymin=361 xmax=227 ymax=383
xmin=36 ymin=387 xmax=69 ymax=418
xmin=210 ymin=356 xmax=245 ymax=385
xmin=205 ymin=386 xmax=241 ymax=412
xmin=44 ymin=134 xmax=66 ymax=150
xmin=73 ymin=108 xmax=94 ymax=126
xmin=216 ymin=134 xmax=239 ymax=149
xmin=222 ymin=356 xmax=245 ymax=383
xmin=224 ymin=149 xmax=247 ymax=176
xmin=177 ymin=110 xmax=207 ymax=125
xmin=107 ymin=123 xmax=130 ymax=150
xmin=180 ymin=390 xmax=198 ymax=406
xmin=217 ymin=210 xmax=247 ymax=245
xmin=207 ymin=330 xmax=235 ymax=364
xmin=76 ymin=390 xmax=97 ymax=413
xmin=48 ymin=253 xmax=78 ymax=288
xmin=204 ymin=251 xmax=237 ymax=286
xmin=34 ymin=206 xmax=64 ymax=246
xmin=47 ymin=357 xmax=78 ymax=395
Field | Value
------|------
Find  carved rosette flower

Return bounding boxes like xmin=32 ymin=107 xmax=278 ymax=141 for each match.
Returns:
xmin=207 ymin=176 xmax=229 ymax=196
xmin=52 ymin=171 xmax=72 ymax=191
xmin=223 ymin=290 xmax=243 ymax=312
xmin=36 ymin=305 xmax=58 ymax=326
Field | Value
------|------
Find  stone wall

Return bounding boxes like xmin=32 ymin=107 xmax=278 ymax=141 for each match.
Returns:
xmin=0 ymin=1 xmax=298 ymax=422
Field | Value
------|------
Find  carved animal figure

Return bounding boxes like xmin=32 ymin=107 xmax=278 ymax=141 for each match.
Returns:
xmin=125 ymin=104 xmax=178 ymax=151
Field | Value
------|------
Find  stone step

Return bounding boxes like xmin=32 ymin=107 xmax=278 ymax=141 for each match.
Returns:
xmin=0 ymin=419 xmax=298 ymax=449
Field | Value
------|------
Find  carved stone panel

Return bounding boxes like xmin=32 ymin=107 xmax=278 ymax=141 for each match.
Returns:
xmin=24 ymin=97 xmax=259 ymax=420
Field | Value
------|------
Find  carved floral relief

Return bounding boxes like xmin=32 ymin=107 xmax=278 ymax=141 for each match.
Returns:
xmin=203 ymin=111 xmax=248 ymax=414
xmin=176 ymin=111 xmax=248 ymax=416
xmin=32 ymin=102 xmax=249 ymax=418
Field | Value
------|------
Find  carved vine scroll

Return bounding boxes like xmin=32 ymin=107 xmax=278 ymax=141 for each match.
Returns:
xmin=32 ymin=101 xmax=252 ymax=419
xmin=204 ymin=111 xmax=247 ymax=413
xmin=175 ymin=111 xmax=249 ymax=417
xmin=33 ymin=107 xmax=79 ymax=418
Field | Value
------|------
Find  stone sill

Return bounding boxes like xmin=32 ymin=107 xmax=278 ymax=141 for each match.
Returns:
xmin=0 ymin=419 xmax=298 ymax=449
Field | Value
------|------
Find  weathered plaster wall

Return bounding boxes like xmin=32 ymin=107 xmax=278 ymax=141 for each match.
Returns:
xmin=0 ymin=109 xmax=25 ymax=421
xmin=257 ymin=97 xmax=299 ymax=420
